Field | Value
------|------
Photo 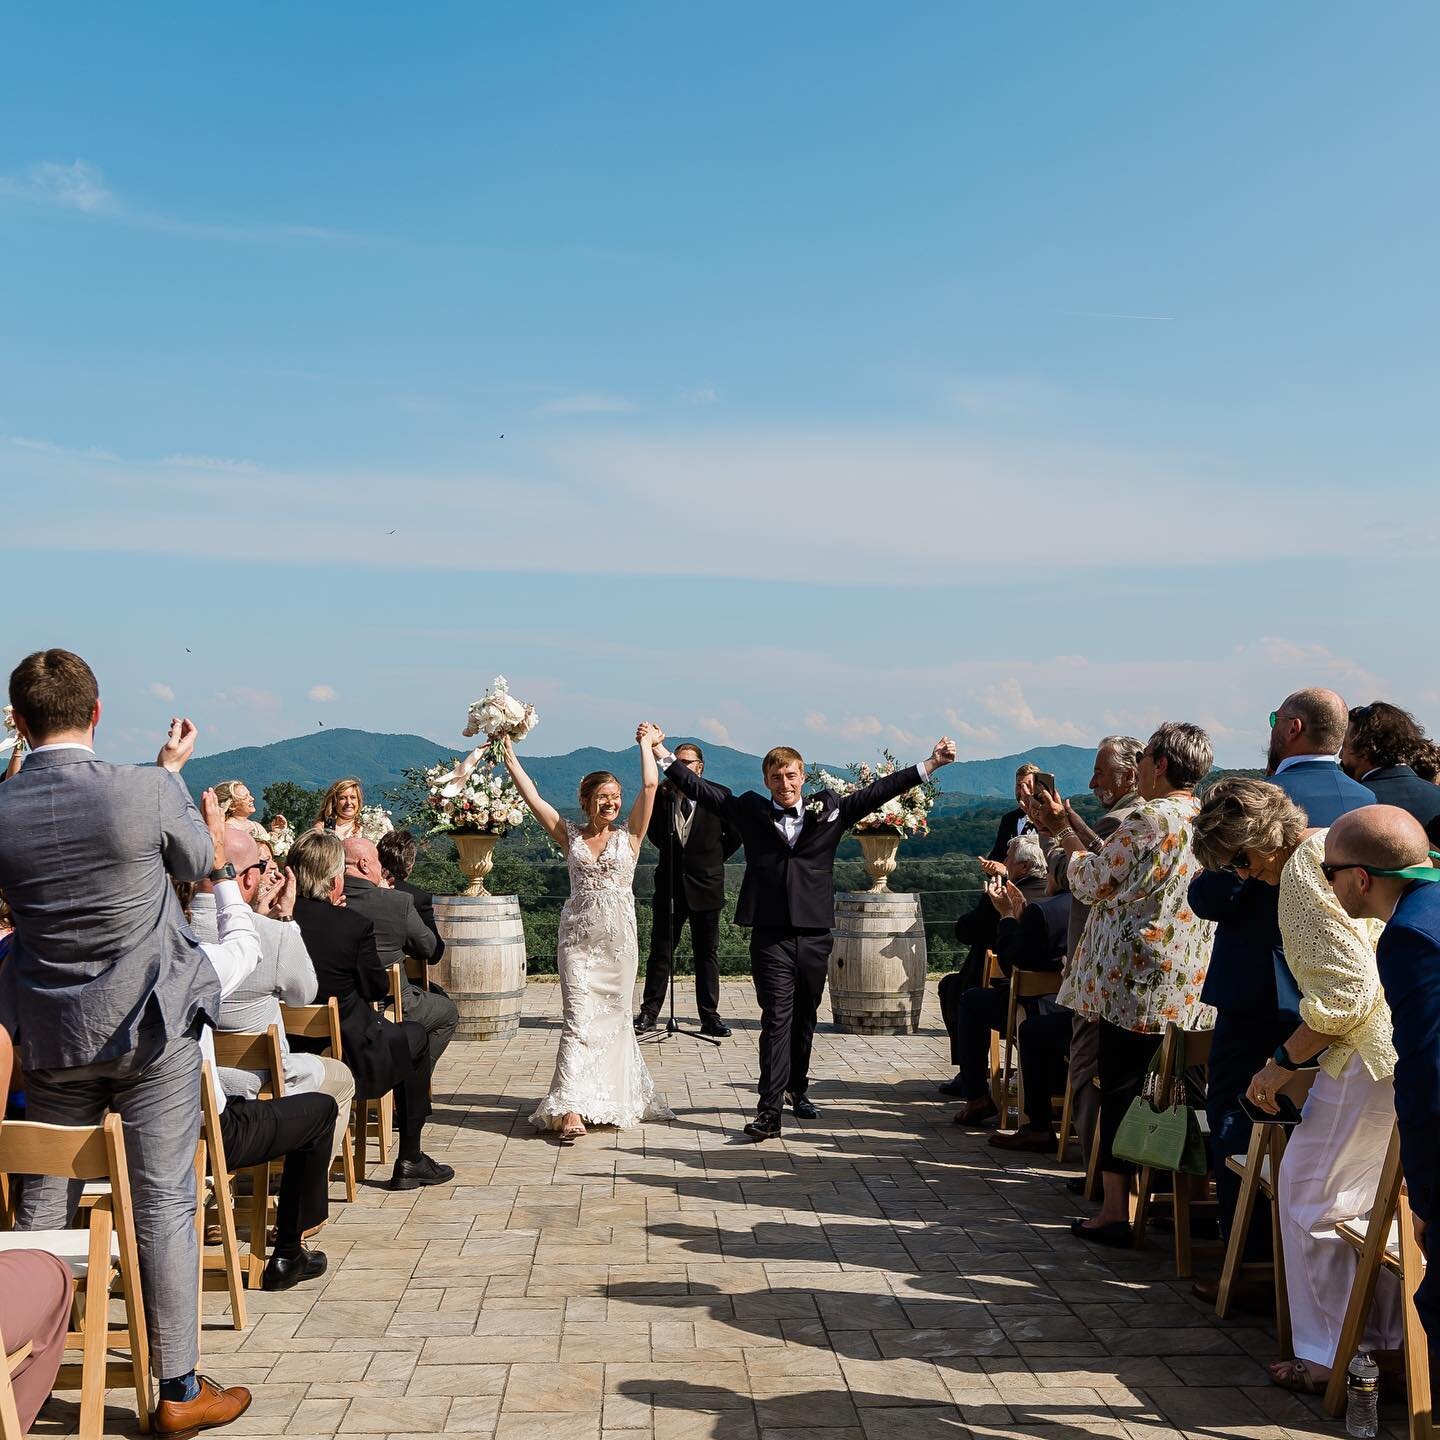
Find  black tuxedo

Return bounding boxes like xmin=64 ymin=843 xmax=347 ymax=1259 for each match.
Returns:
xmin=292 ymin=897 xmax=432 ymax=1139
xmin=641 ymin=786 xmax=742 ymax=1023
xmin=664 ymin=757 xmax=926 ymax=1115
xmin=987 ymin=807 xmax=1029 ymax=862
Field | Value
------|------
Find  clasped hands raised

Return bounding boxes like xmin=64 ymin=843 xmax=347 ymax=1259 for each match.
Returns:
xmin=633 ymin=722 xmax=958 ymax=773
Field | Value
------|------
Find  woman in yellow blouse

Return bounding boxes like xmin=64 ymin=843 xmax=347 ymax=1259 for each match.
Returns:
xmin=1193 ymin=778 xmax=1398 ymax=1394
xmin=1038 ymin=722 xmax=1217 ymax=1246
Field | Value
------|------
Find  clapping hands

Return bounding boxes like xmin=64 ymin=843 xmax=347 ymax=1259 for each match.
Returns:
xmin=158 ymin=717 xmax=198 ymax=773
xmin=987 ymin=875 xmax=1027 ymax=920
xmin=199 ymin=788 xmax=228 ymax=866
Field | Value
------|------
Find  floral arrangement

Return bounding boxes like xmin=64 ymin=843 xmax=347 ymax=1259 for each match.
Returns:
xmin=358 ymin=805 xmax=394 ymax=843
xmin=805 ymin=750 xmax=937 ymax=837
xmin=417 ymin=760 xmax=528 ymax=837
xmin=266 ymin=822 xmax=296 ymax=859
xmin=462 ymin=675 xmax=538 ymax=762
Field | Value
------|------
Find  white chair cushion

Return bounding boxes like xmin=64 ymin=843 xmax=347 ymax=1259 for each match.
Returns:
xmin=0 ymin=1229 xmax=118 ymax=1278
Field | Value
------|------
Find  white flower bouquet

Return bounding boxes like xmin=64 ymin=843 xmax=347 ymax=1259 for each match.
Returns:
xmin=358 ymin=805 xmax=394 ymax=843
xmin=1 ymin=705 xmax=16 ymax=759
xmin=418 ymin=760 xmax=528 ymax=837
xmin=462 ymin=676 xmax=538 ymax=757
xmin=267 ymin=822 xmax=296 ymax=859
xmin=805 ymin=750 xmax=937 ymax=838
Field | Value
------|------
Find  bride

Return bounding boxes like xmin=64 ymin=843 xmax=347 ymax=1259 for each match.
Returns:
xmin=502 ymin=732 xmax=672 ymax=1143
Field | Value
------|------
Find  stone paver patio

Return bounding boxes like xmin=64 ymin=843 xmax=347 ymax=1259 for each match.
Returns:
xmin=47 ymin=978 xmax=1374 ymax=1439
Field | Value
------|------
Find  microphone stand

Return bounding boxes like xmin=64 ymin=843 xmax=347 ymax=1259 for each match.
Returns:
xmin=651 ymin=787 xmax=722 ymax=1048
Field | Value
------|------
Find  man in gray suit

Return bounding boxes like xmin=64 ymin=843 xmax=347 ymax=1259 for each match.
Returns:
xmin=0 ymin=649 xmax=251 ymax=1436
xmin=342 ymin=837 xmax=458 ymax=1064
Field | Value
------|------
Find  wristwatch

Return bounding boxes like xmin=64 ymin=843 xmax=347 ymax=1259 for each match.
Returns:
xmin=1271 ymin=1044 xmax=1300 ymax=1070
xmin=208 ymin=862 xmax=237 ymax=883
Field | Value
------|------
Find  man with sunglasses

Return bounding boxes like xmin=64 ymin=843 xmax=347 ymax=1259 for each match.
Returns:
xmin=1326 ymin=805 xmax=1440 ymax=1350
xmin=1187 ymin=689 xmax=1372 ymax=1301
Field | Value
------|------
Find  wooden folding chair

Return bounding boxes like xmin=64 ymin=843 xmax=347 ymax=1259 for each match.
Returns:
xmin=998 ymin=969 xmax=1062 ymax=1129
xmin=0 ymin=1113 xmax=151 ymax=1440
xmin=1132 ymin=1023 xmax=1217 ymax=1278
xmin=1323 ymin=1126 xmax=1433 ymax=1437
xmin=280 ymin=997 xmax=357 ymax=1200
xmin=2 ymin=1339 xmax=31 ymax=1440
xmin=197 ymin=1067 xmax=248 ymax=1331
xmin=352 ymin=966 xmax=405 ymax=1174
xmin=209 ymin=1027 xmax=287 ymax=1289
xmin=1213 ymin=1119 xmax=1293 ymax=1352
xmin=404 ymin=953 xmax=429 ymax=992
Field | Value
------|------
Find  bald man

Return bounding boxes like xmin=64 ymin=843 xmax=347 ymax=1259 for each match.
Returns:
xmin=1327 ymin=805 xmax=1440 ymax=1346
xmin=342 ymin=838 xmax=457 ymax=1064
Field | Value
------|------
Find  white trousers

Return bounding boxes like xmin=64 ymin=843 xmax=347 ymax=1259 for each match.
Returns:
xmin=1277 ymin=1052 xmax=1402 ymax=1366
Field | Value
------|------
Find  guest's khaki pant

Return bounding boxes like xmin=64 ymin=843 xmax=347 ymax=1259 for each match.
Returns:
xmin=0 ymin=1250 xmax=72 ymax=1431
xmin=312 ymin=1056 xmax=355 ymax=1167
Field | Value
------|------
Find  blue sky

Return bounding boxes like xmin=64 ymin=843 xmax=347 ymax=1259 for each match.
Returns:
xmin=3 ymin=4 xmax=1436 ymax=767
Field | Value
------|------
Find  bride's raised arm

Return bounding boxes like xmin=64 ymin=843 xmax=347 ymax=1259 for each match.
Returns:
xmin=501 ymin=735 xmax=568 ymax=847
xmin=626 ymin=728 xmax=660 ymax=850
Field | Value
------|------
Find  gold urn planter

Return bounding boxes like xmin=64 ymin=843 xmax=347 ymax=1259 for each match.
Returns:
xmin=855 ymin=831 xmax=901 ymax=892
xmin=452 ymin=832 xmax=500 ymax=896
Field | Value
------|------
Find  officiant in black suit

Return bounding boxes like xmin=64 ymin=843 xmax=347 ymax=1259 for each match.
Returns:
xmin=640 ymin=722 xmax=956 ymax=1140
xmin=636 ymin=742 xmax=743 ymax=1038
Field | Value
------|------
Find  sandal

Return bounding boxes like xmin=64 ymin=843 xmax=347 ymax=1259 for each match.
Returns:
xmin=559 ymin=1115 xmax=586 ymax=1146
xmin=1267 ymin=1358 xmax=1327 ymax=1394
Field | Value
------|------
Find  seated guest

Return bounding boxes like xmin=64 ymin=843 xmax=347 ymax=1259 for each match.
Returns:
xmin=378 ymin=829 xmax=444 ymax=955
xmin=0 ymin=1028 xmax=72 ymax=1436
xmin=1189 ymin=689 xmax=1373 ymax=1296
xmin=200 ymin=825 xmax=355 ymax=1170
xmin=1342 ymin=702 xmax=1440 ymax=829
xmin=342 ymin=838 xmax=457 ymax=1066
xmin=1044 ymin=723 xmax=1217 ymax=1247
xmin=978 ymin=763 xmax=1041 ymax=877
xmin=1194 ymin=778 xmax=1399 ymax=1394
xmin=181 ymin=805 xmax=337 ymax=1291
xmin=213 ymin=778 xmax=269 ymax=846
xmin=0 ymin=648 xmax=251 ymax=1434
xmin=1325 ymin=805 xmax=1440 ymax=1352
xmin=313 ymin=776 xmax=366 ymax=840
xmin=938 ymin=834 xmax=1052 ymax=1096
xmin=289 ymin=832 xmax=453 ymax=1191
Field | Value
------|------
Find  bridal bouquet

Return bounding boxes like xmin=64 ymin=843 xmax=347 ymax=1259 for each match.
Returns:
xmin=417 ymin=760 xmax=528 ymax=837
xmin=266 ymin=821 xmax=296 ymax=859
xmin=358 ymin=805 xmax=394 ymax=843
xmin=805 ymin=750 xmax=937 ymax=838
xmin=1 ymin=705 xmax=16 ymax=759
xmin=462 ymin=676 xmax=538 ymax=760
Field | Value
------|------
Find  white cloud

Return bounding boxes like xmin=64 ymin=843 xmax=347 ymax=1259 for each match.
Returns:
xmin=695 ymin=715 xmax=730 ymax=744
xmin=308 ymin=684 xmax=337 ymax=703
xmin=974 ymin=679 xmax=1090 ymax=744
xmin=149 ymin=682 xmax=174 ymax=702
xmin=681 ymin=385 xmax=718 ymax=404
xmin=537 ymin=393 xmax=637 ymax=415
xmin=0 ymin=159 xmax=116 ymax=213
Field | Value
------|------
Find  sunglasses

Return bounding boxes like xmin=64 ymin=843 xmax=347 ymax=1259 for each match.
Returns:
xmin=1322 ymin=851 xmax=1440 ymax=885
xmin=238 ymin=857 xmax=271 ymax=878
xmin=1268 ymin=711 xmax=1280 ymax=728
xmin=1224 ymin=850 xmax=1251 ymax=875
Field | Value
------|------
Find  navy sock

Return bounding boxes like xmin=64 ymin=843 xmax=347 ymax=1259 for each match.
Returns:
xmin=160 ymin=1372 xmax=200 ymax=1403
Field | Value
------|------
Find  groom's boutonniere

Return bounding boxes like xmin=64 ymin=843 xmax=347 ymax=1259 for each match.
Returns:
xmin=805 ymin=797 xmax=825 ymax=817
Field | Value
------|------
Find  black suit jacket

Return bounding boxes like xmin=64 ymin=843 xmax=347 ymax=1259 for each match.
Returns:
xmin=395 ymin=879 xmax=444 ymax=961
xmin=665 ymin=760 xmax=925 ymax=931
xmin=987 ymin=807 xmax=1027 ymax=862
xmin=292 ymin=896 xmax=414 ymax=1100
xmin=648 ymin=785 xmax=743 ymax=912
xmin=1363 ymin=766 xmax=1440 ymax=829
xmin=994 ymin=892 xmax=1071 ymax=976
xmin=342 ymin=876 xmax=438 ymax=971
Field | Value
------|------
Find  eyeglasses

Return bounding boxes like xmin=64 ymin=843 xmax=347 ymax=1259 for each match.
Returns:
xmin=1224 ymin=850 xmax=1251 ymax=875
xmin=1323 ymin=852 xmax=1440 ymax=884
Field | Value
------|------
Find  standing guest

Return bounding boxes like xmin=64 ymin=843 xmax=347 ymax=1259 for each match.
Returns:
xmin=1325 ymin=806 xmax=1440 ymax=1350
xmin=342 ymin=838 xmax=458 ymax=1065
xmin=643 ymin=722 xmax=956 ymax=1141
xmin=313 ymin=776 xmax=365 ymax=840
xmin=213 ymin=779 xmax=269 ymax=845
xmin=1195 ymin=780 xmax=1399 ymax=1393
xmin=0 ymin=649 xmax=251 ymax=1435
xmin=938 ymin=833 xmax=1053 ymax=1101
xmin=0 ymin=1027 xmax=72 ymax=1437
xmin=1041 ymin=723 xmax=1216 ymax=1246
xmin=1342 ymin=702 xmax=1440 ymax=830
xmin=378 ymin=829 xmax=444 ymax=956
xmin=290 ymin=831 xmax=453 ymax=1190
xmin=1188 ymin=689 xmax=1374 ymax=1298
xmin=978 ymin=763 xmax=1041 ymax=878
xmin=636 ymin=742 xmax=743 ymax=1038
xmin=201 ymin=826 xmax=355 ymax=1170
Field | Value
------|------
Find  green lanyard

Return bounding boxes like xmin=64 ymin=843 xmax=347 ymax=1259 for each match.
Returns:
xmin=1368 ymin=850 xmax=1440 ymax=883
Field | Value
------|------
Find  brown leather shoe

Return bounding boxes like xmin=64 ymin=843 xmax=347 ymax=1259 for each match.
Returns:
xmin=155 ymin=1375 xmax=252 ymax=1436
xmin=988 ymin=1127 xmax=1058 ymax=1152
xmin=952 ymin=1097 xmax=999 ymax=1128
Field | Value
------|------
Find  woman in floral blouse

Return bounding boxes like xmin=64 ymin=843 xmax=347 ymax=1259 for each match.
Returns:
xmin=1036 ymin=722 xmax=1217 ymax=1246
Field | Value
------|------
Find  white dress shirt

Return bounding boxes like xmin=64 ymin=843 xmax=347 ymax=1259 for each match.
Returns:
xmin=193 ymin=880 xmax=264 ymax=1115
xmin=1274 ymin=754 xmax=1341 ymax=776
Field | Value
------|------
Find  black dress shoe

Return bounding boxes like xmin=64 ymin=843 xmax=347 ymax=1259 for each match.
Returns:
xmin=261 ymin=1247 xmax=328 ymax=1291
xmin=936 ymin=1074 xmax=966 ymax=1097
xmin=389 ymin=1154 xmax=456 ymax=1190
xmin=699 ymin=1017 xmax=732 ymax=1038
xmin=787 ymin=1093 xmax=819 ymax=1120
xmin=1066 ymin=1176 xmax=1089 ymax=1196
xmin=634 ymin=1011 xmax=658 ymax=1034
xmin=743 ymin=1111 xmax=783 ymax=1142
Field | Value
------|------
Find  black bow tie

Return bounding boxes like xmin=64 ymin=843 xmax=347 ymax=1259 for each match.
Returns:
xmin=773 ymin=805 xmax=800 ymax=821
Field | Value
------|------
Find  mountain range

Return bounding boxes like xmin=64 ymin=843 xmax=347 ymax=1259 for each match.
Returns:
xmin=184 ymin=728 xmax=1099 ymax=809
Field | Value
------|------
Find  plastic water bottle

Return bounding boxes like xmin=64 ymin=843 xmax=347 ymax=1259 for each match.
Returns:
xmin=1345 ymin=1352 xmax=1380 ymax=1438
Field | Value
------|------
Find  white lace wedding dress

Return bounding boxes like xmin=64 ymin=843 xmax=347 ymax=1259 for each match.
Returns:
xmin=530 ymin=822 xmax=673 ymax=1131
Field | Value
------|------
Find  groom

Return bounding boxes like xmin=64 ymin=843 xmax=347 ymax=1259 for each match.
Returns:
xmin=638 ymin=723 xmax=956 ymax=1140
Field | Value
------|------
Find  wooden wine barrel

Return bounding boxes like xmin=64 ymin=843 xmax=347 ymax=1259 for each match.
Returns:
xmin=432 ymin=894 xmax=527 ymax=1041
xmin=828 ymin=891 xmax=928 ymax=1035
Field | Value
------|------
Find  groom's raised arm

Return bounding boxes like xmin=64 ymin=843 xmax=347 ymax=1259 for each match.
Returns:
xmin=836 ymin=764 xmax=925 ymax=828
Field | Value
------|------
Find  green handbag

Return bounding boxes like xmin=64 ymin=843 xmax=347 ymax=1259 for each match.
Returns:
xmin=1112 ymin=1029 xmax=1209 ymax=1176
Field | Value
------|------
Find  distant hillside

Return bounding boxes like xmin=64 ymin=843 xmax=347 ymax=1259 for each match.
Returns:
xmin=186 ymin=730 xmax=1103 ymax=810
